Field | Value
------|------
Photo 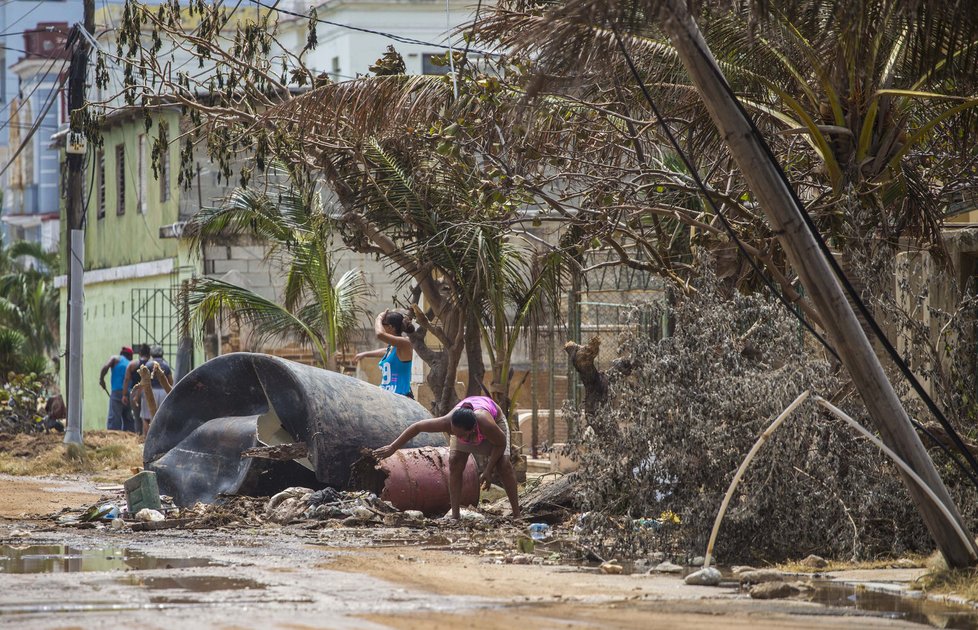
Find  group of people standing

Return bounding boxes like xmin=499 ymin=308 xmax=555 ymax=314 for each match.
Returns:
xmin=99 ymin=343 xmax=172 ymax=436
xmin=356 ymin=308 xmax=521 ymax=519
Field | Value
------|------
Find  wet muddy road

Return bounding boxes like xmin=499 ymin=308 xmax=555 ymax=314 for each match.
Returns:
xmin=0 ymin=475 xmax=966 ymax=629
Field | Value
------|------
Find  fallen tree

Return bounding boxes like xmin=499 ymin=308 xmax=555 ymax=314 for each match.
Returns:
xmin=570 ymin=272 xmax=978 ymax=563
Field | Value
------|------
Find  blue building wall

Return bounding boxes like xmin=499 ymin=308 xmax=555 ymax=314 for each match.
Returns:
xmin=0 ymin=1 xmax=84 ymax=148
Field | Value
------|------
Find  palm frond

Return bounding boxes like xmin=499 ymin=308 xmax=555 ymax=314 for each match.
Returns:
xmin=187 ymin=277 xmax=330 ymax=365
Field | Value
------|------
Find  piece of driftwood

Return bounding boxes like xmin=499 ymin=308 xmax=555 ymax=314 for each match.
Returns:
xmin=487 ymin=472 xmax=578 ymax=524
xmin=240 ymin=442 xmax=308 ymax=460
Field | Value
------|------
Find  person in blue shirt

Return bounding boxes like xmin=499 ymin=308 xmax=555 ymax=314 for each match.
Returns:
xmin=99 ymin=346 xmax=134 ymax=432
xmin=354 ymin=309 xmax=415 ymax=398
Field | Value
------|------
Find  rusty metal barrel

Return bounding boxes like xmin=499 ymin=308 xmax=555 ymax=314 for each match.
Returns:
xmin=144 ymin=352 xmax=444 ymax=506
xmin=351 ymin=447 xmax=480 ymax=516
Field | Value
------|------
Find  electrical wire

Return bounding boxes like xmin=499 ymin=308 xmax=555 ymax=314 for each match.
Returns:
xmin=248 ymin=0 xmax=496 ymax=57
xmin=0 ymin=56 xmax=68 ymax=138
xmin=0 ymin=68 xmax=66 ymax=179
xmin=609 ymin=26 xmax=839 ymax=362
xmin=657 ymin=2 xmax=978 ymax=487
xmin=610 ymin=17 xmax=978 ymax=491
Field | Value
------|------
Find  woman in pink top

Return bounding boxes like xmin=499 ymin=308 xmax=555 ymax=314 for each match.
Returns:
xmin=373 ymin=396 xmax=521 ymax=520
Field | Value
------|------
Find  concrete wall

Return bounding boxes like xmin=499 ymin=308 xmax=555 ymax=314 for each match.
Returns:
xmin=58 ymin=111 xmax=202 ymax=431
xmin=60 ymin=267 xmax=192 ymax=431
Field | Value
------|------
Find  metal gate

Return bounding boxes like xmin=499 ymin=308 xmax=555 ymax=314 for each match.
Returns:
xmin=130 ymin=287 xmax=181 ymax=363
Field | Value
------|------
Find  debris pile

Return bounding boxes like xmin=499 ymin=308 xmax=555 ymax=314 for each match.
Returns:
xmin=263 ymin=486 xmax=413 ymax=526
xmin=572 ymin=273 xmax=942 ymax=563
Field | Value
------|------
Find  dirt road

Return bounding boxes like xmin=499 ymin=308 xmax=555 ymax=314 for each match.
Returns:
xmin=0 ymin=475 xmax=937 ymax=629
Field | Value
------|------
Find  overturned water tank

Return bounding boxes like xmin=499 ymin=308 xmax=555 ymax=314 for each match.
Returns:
xmin=144 ymin=352 xmax=444 ymax=506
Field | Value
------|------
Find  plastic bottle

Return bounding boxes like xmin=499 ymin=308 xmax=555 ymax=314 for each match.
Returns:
xmin=528 ymin=522 xmax=551 ymax=541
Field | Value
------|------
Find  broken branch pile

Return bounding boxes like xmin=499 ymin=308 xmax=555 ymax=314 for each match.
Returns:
xmin=572 ymin=274 xmax=978 ymax=563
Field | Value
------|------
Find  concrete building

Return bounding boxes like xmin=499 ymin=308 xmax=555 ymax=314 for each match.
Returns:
xmin=277 ymin=0 xmax=478 ymax=80
xmin=1 ymin=22 xmax=73 ymax=253
xmin=56 ymin=0 xmax=488 ymax=429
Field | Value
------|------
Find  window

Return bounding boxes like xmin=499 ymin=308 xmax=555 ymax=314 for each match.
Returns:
xmin=96 ymin=151 xmax=105 ymax=219
xmin=422 ymin=53 xmax=451 ymax=76
xmin=160 ymin=145 xmax=170 ymax=202
xmin=138 ymin=134 xmax=147 ymax=213
xmin=116 ymin=144 xmax=125 ymax=215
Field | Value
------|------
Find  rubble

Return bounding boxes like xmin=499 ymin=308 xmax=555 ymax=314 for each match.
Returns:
xmin=749 ymin=581 xmax=801 ymax=599
xmin=684 ymin=567 xmax=722 ymax=586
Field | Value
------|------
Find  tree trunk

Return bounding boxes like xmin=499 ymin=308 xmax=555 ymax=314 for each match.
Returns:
xmin=409 ymin=326 xmax=464 ymax=416
xmin=564 ymin=337 xmax=608 ymax=419
xmin=465 ymin=309 xmax=485 ymax=397
xmin=657 ymin=0 xmax=977 ymax=567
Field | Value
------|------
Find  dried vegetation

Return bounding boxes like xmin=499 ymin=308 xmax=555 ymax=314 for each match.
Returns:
xmin=0 ymin=431 xmax=143 ymax=479
xmin=573 ymin=272 xmax=978 ymax=564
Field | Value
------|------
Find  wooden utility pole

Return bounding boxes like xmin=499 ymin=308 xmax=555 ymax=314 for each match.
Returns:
xmin=657 ymin=0 xmax=977 ymax=568
xmin=63 ymin=0 xmax=95 ymax=445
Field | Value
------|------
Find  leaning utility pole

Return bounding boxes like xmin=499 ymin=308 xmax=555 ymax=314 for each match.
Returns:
xmin=63 ymin=0 xmax=95 ymax=446
xmin=657 ymin=0 xmax=977 ymax=568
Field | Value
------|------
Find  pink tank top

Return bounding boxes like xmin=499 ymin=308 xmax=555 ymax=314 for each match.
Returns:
xmin=454 ymin=396 xmax=500 ymax=445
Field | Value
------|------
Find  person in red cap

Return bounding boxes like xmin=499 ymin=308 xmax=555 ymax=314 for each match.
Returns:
xmin=99 ymin=346 xmax=135 ymax=432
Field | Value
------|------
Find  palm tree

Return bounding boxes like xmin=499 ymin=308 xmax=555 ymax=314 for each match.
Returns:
xmin=0 ymin=235 xmax=59 ymax=365
xmin=477 ymin=0 xmax=978 ymax=262
xmin=351 ymin=137 xmax=566 ymax=415
xmin=185 ymin=171 xmax=371 ymax=370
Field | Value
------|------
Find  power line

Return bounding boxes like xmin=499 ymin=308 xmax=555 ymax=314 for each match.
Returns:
xmin=248 ymin=0 xmax=496 ymax=57
xmin=609 ymin=26 xmax=839 ymax=361
xmin=610 ymin=26 xmax=978 ymax=493
xmin=0 ymin=56 xmax=68 ymax=138
xmin=665 ymin=6 xmax=978 ymax=487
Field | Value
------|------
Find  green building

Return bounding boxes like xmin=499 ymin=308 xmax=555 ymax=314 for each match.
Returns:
xmin=57 ymin=110 xmax=203 ymax=431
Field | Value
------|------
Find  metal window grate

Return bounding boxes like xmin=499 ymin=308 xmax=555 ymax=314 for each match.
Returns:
xmin=130 ymin=287 xmax=180 ymax=363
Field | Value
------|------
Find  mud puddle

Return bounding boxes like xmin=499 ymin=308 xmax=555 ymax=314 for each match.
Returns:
xmin=118 ymin=575 xmax=265 ymax=592
xmin=0 ymin=544 xmax=219 ymax=573
xmin=806 ymin=581 xmax=978 ymax=628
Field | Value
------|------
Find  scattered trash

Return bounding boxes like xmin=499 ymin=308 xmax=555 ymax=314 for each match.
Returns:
xmin=633 ymin=518 xmax=661 ymax=531
xmin=600 ymin=560 xmax=624 ymax=574
xmin=528 ymin=523 xmax=552 ymax=541
xmin=110 ymin=518 xmax=126 ymax=531
xmin=135 ymin=509 xmax=165 ymax=522
xmin=690 ymin=555 xmax=705 ymax=567
xmin=684 ymin=567 xmax=722 ymax=586
xmin=456 ymin=509 xmax=486 ymax=522
xmin=731 ymin=565 xmax=756 ymax=574
xmin=81 ymin=503 xmax=119 ymax=522
xmin=10 ymin=529 xmax=31 ymax=538
xmin=263 ymin=486 xmax=398 ymax=525
xmin=516 ymin=536 xmax=535 ymax=553
xmin=265 ymin=487 xmax=314 ymax=524
xmin=124 ymin=470 xmax=162 ymax=514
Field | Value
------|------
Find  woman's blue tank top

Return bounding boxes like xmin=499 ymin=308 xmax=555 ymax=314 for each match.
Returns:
xmin=378 ymin=345 xmax=412 ymax=395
